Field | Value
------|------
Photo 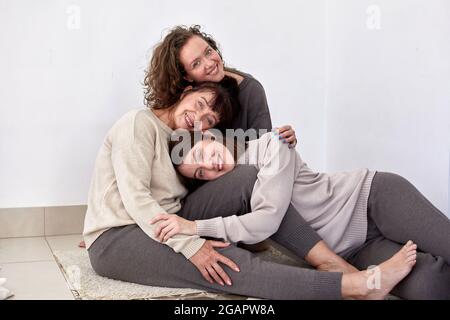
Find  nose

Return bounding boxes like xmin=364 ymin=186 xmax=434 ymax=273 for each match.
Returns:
xmin=212 ymin=154 xmax=223 ymax=171
xmin=204 ymin=58 xmax=215 ymax=71
xmin=194 ymin=113 xmax=213 ymax=130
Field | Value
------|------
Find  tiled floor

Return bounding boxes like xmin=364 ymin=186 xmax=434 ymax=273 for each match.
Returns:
xmin=0 ymin=234 xmax=84 ymax=300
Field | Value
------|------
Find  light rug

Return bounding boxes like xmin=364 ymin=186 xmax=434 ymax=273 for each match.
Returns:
xmin=52 ymin=245 xmax=307 ymax=300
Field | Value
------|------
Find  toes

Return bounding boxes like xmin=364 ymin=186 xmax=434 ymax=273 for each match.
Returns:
xmin=403 ymin=241 xmax=416 ymax=251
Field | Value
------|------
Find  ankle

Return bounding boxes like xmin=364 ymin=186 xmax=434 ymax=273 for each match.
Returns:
xmin=341 ymin=272 xmax=369 ymax=299
xmin=305 ymin=241 xmax=339 ymax=267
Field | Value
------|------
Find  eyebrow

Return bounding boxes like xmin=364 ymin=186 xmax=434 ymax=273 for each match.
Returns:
xmin=201 ymin=97 xmax=219 ymax=123
xmin=201 ymin=96 xmax=210 ymax=106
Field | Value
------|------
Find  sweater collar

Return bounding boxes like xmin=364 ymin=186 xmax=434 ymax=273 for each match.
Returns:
xmin=147 ymin=108 xmax=173 ymax=136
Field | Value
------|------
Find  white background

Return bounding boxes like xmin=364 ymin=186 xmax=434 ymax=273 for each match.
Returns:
xmin=1 ymin=0 xmax=449 ymax=216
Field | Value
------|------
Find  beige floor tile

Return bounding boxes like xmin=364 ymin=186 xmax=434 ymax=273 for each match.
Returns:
xmin=0 ymin=261 xmax=74 ymax=300
xmin=0 ymin=237 xmax=53 ymax=264
xmin=46 ymin=234 xmax=84 ymax=252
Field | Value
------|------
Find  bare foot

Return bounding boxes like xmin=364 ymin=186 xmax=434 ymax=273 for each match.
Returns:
xmin=78 ymin=240 xmax=86 ymax=248
xmin=344 ymin=240 xmax=417 ymax=300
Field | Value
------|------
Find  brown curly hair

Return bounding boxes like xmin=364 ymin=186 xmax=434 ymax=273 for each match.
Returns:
xmin=178 ymin=82 xmax=234 ymax=128
xmin=144 ymin=25 xmax=223 ymax=109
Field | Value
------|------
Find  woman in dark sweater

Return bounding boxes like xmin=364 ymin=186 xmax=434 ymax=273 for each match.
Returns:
xmin=145 ymin=25 xmax=362 ymax=280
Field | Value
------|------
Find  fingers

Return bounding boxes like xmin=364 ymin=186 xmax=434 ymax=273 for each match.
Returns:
xmin=274 ymin=126 xmax=297 ymax=148
xmin=162 ymin=227 xmax=179 ymax=242
xmin=280 ymin=133 xmax=297 ymax=148
xmin=212 ymin=262 xmax=232 ymax=286
xmin=199 ymin=267 xmax=214 ymax=285
xmin=154 ymin=220 xmax=172 ymax=239
xmin=208 ymin=241 xmax=240 ymax=272
xmin=284 ymin=135 xmax=297 ymax=147
xmin=150 ymin=214 xmax=170 ymax=225
xmin=206 ymin=266 xmax=225 ymax=286
xmin=216 ymin=253 xmax=240 ymax=273
xmin=275 ymin=125 xmax=291 ymax=133
xmin=210 ymin=241 xmax=231 ymax=248
xmin=159 ymin=224 xmax=175 ymax=242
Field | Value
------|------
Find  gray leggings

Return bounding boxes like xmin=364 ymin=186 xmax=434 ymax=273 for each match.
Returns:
xmin=88 ymin=166 xmax=342 ymax=300
xmin=88 ymin=167 xmax=450 ymax=299
xmin=343 ymin=172 xmax=450 ymax=299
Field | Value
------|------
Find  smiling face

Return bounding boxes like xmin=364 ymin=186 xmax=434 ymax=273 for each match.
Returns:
xmin=177 ymin=138 xmax=236 ymax=180
xmin=172 ymin=89 xmax=220 ymax=130
xmin=179 ymin=35 xmax=225 ymax=83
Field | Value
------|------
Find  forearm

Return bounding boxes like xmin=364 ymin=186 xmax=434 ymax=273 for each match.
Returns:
xmin=195 ymin=212 xmax=281 ymax=244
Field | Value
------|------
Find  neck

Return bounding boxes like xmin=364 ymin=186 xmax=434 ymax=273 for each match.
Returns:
xmin=224 ymin=70 xmax=244 ymax=85
xmin=152 ymin=108 xmax=175 ymax=129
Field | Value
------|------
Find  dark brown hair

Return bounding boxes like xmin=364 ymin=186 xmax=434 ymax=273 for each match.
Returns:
xmin=172 ymin=82 xmax=234 ymax=128
xmin=169 ymin=130 xmax=245 ymax=187
xmin=144 ymin=25 xmax=223 ymax=109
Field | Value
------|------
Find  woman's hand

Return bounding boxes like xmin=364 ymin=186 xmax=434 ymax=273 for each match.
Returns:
xmin=150 ymin=213 xmax=197 ymax=242
xmin=189 ymin=240 xmax=240 ymax=286
xmin=274 ymin=125 xmax=297 ymax=148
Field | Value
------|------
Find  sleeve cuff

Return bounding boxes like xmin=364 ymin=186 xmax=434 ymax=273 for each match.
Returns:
xmin=196 ymin=218 xmax=222 ymax=239
xmin=180 ymin=237 xmax=206 ymax=260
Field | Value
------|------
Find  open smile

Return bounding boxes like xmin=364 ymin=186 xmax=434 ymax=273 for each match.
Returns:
xmin=207 ymin=63 xmax=219 ymax=76
xmin=184 ymin=112 xmax=194 ymax=128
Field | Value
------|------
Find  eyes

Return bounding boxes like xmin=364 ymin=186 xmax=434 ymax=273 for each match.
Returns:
xmin=191 ymin=47 xmax=214 ymax=69
xmin=196 ymin=99 xmax=216 ymax=128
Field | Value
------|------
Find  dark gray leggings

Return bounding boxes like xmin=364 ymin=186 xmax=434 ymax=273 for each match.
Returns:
xmin=344 ymin=172 xmax=450 ymax=299
xmin=88 ymin=165 xmax=342 ymax=300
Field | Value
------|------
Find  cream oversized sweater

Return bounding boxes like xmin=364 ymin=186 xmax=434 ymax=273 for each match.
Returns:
xmin=196 ymin=132 xmax=376 ymax=255
xmin=83 ymin=108 xmax=205 ymax=259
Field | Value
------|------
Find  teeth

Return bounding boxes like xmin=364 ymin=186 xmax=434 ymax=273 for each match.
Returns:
xmin=209 ymin=64 xmax=217 ymax=75
xmin=185 ymin=113 xmax=193 ymax=127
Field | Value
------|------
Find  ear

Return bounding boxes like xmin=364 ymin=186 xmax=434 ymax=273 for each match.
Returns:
xmin=180 ymin=85 xmax=193 ymax=100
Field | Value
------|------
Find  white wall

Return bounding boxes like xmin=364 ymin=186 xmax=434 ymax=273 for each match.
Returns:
xmin=1 ymin=1 xmax=448 ymax=215
xmin=326 ymin=0 xmax=450 ymax=215
xmin=0 ymin=0 xmax=327 ymax=208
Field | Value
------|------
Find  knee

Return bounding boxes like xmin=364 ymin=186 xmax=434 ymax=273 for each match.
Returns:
xmin=375 ymin=171 xmax=410 ymax=187
xmin=373 ymin=171 xmax=415 ymax=196
xmin=87 ymin=249 xmax=108 ymax=278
